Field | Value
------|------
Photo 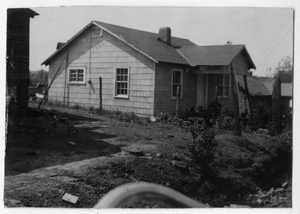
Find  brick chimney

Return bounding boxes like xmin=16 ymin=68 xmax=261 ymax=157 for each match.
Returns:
xmin=159 ymin=27 xmax=171 ymax=45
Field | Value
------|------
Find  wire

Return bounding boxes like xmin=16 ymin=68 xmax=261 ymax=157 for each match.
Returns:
xmin=255 ymin=15 xmax=293 ymax=64
xmin=256 ymin=25 xmax=293 ymax=69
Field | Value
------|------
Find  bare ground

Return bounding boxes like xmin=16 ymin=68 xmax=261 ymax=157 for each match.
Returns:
xmin=4 ymin=103 xmax=292 ymax=208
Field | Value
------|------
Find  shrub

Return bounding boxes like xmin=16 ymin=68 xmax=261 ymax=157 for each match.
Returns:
xmin=188 ymin=127 xmax=217 ymax=181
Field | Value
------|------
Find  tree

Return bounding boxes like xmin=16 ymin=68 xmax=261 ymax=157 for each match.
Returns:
xmin=273 ymin=56 xmax=293 ymax=83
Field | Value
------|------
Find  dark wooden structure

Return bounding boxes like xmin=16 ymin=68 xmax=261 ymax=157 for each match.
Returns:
xmin=6 ymin=8 xmax=38 ymax=107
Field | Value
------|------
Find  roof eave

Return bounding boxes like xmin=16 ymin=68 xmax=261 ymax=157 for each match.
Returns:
xmin=41 ymin=21 xmax=95 ymax=66
xmin=42 ymin=21 xmax=159 ymax=66
xmin=231 ymin=45 xmax=256 ymax=69
xmin=92 ymin=21 xmax=158 ymax=63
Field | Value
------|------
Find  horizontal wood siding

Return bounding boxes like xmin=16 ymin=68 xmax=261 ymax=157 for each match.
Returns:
xmin=234 ymin=52 xmax=251 ymax=75
xmin=154 ymin=63 xmax=197 ymax=118
xmin=48 ymin=26 xmax=155 ymax=116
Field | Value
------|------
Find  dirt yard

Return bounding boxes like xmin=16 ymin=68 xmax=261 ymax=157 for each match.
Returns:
xmin=4 ymin=102 xmax=292 ymax=208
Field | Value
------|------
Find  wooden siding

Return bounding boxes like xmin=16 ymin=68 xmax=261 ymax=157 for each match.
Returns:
xmin=48 ymin=26 xmax=155 ymax=116
xmin=7 ymin=9 xmax=33 ymax=107
xmin=153 ymin=63 xmax=197 ymax=118
xmin=234 ymin=52 xmax=251 ymax=75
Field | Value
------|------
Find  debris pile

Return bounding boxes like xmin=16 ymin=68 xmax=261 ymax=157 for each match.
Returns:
xmin=248 ymin=181 xmax=292 ymax=207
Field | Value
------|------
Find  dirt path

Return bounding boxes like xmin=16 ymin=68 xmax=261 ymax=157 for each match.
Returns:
xmin=5 ymin=104 xmax=193 ymax=208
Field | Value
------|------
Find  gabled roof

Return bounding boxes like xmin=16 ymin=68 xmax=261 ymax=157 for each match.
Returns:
xmin=178 ymin=45 xmax=256 ymax=68
xmin=237 ymin=76 xmax=270 ymax=96
xmin=42 ymin=21 xmax=196 ymax=65
xmin=256 ymin=77 xmax=274 ymax=95
xmin=238 ymin=76 xmax=293 ymax=97
xmin=42 ymin=21 xmax=256 ymax=69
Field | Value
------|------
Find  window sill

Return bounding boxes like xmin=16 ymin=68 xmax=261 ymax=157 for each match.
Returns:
xmin=171 ymin=97 xmax=182 ymax=101
xmin=68 ymin=82 xmax=86 ymax=85
xmin=114 ymin=95 xmax=129 ymax=99
xmin=217 ymin=96 xmax=230 ymax=98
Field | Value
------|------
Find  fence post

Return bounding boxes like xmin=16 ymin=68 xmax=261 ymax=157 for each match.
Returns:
xmin=99 ymin=77 xmax=102 ymax=111
xmin=176 ymin=86 xmax=180 ymax=118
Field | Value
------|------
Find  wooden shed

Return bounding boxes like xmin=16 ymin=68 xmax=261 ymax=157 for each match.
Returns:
xmin=7 ymin=8 xmax=39 ymax=107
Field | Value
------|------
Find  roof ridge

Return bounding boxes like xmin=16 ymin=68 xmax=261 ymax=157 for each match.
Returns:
xmin=93 ymin=20 xmax=191 ymax=40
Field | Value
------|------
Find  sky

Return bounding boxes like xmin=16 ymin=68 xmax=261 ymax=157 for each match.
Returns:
xmin=28 ymin=6 xmax=294 ymax=77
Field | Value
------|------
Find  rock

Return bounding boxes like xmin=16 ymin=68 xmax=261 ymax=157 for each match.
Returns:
xmin=67 ymin=141 xmax=76 ymax=146
xmin=62 ymin=193 xmax=79 ymax=204
xmin=4 ymin=199 xmax=24 ymax=207
xmin=257 ymin=198 xmax=263 ymax=204
xmin=156 ymin=153 xmax=162 ymax=158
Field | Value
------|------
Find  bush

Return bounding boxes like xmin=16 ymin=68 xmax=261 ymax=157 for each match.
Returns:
xmin=188 ymin=127 xmax=217 ymax=181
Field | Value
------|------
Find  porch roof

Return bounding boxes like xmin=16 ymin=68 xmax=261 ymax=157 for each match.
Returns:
xmin=178 ymin=45 xmax=256 ymax=69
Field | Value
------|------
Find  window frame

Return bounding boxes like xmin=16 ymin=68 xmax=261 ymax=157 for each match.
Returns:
xmin=217 ymin=75 xmax=231 ymax=98
xmin=68 ymin=67 xmax=86 ymax=85
xmin=171 ymin=69 xmax=183 ymax=100
xmin=114 ymin=67 xmax=130 ymax=99
xmin=92 ymin=27 xmax=103 ymax=37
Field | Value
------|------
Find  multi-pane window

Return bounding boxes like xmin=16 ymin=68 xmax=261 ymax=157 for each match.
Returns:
xmin=115 ymin=68 xmax=129 ymax=98
xmin=172 ymin=69 xmax=182 ymax=98
xmin=217 ymin=75 xmax=230 ymax=97
xmin=69 ymin=68 xmax=85 ymax=83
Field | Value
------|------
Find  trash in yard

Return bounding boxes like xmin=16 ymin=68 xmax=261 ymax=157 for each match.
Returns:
xmin=149 ymin=116 xmax=156 ymax=122
xmin=156 ymin=153 xmax=162 ymax=158
xmin=282 ymin=181 xmax=289 ymax=188
xmin=274 ymin=188 xmax=284 ymax=193
xmin=67 ymin=141 xmax=76 ymax=146
xmin=171 ymin=160 xmax=187 ymax=169
xmin=126 ymin=148 xmax=145 ymax=156
xmin=62 ymin=193 xmax=79 ymax=204
xmin=172 ymin=152 xmax=190 ymax=162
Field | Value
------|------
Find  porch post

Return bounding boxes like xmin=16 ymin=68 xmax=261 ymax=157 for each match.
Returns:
xmin=243 ymin=75 xmax=253 ymax=116
xmin=231 ymin=63 xmax=241 ymax=136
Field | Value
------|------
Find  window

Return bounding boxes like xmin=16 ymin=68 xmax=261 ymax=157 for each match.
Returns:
xmin=115 ymin=68 xmax=129 ymax=98
xmin=68 ymin=67 xmax=85 ymax=84
xmin=217 ymin=75 xmax=230 ymax=97
xmin=172 ymin=69 xmax=183 ymax=99
xmin=92 ymin=27 xmax=103 ymax=37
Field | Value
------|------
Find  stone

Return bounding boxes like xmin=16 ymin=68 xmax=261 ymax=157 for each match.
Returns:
xmin=4 ymin=199 xmax=24 ymax=207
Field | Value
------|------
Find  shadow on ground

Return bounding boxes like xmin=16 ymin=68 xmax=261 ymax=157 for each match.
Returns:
xmin=5 ymin=107 xmax=120 ymax=176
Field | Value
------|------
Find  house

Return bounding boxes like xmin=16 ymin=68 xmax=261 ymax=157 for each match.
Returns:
xmin=42 ymin=21 xmax=256 ymax=118
xmin=237 ymin=76 xmax=293 ymax=125
xmin=7 ymin=8 xmax=39 ymax=107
